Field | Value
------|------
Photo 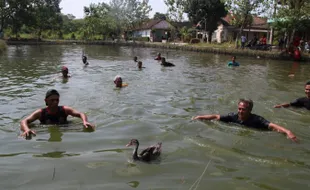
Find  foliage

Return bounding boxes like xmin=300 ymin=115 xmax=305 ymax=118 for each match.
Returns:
xmin=132 ymin=36 xmax=150 ymax=41
xmin=153 ymin=12 xmax=167 ymax=20
xmin=223 ymin=0 xmax=265 ymax=47
xmin=189 ymin=38 xmax=200 ymax=44
xmin=185 ymin=0 xmax=227 ymax=43
xmin=108 ymin=0 xmax=152 ymax=36
xmin=31 ymin=0 xmax=62 ymax=38
xmin=83 ymin=2 xmax=117 ymax=40
xmin=164 ymin=0 xmax=187 ymax=21
xmin=272 ymin=0 xmax=310 ymax=36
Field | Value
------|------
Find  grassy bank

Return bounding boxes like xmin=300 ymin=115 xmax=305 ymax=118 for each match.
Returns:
xmin=0 ymin=40 xmax=7 ymax=53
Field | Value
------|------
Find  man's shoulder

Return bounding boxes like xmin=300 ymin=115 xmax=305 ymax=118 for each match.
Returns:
xmin=292 ymin=97 xmax=308 ymax=103
xmin=221 ymin=112 xmax=238 ymax=117
xmin=250 ymin=113 xmax=268 ymax=121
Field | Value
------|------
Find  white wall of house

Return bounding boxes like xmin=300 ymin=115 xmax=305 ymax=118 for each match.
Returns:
xmin=211 ymin=24 xmax=270 ymax=43
xmin=133 ymin=29 xmax=151 ymax=38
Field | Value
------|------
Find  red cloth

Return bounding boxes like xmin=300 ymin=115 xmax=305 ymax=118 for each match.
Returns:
xmin=294 ymin=49 xmax=301 ymax=61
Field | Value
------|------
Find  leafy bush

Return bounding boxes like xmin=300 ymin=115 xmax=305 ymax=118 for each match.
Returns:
xmin=190 ymin=38 xmax=200 ymax=44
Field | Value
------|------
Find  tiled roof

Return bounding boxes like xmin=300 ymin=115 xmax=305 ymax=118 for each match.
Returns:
xmin=130 ymin=19 xmax=163 ymax=31
xmin=221 ymin=14 xmax=269 ymax=28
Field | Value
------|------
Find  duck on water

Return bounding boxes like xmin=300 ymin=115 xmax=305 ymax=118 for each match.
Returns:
xmin=126 ymin=139 xmax=162 ymax=162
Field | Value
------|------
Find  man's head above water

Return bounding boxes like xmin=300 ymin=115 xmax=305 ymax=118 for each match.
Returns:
xmin=114 ymin=75 xmax=123 ymax=87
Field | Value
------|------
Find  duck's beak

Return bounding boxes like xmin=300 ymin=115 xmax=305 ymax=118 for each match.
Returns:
xmin=126 ymin=142 xmax=132 ymax=147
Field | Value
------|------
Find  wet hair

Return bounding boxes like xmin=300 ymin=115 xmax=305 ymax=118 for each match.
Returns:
xmin=138 ymin=61 xmax=142 ymax=65
xmin=238 ymin=99 xmax=253 ymax=111
xmin=306 ymin=81 xmax=310 ymax=86
xmin=45 ymin=89 xmax=60 ymax=99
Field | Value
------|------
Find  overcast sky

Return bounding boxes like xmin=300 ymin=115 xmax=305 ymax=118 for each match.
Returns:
xmin=60 ymin=0 xmax=168 ymax=19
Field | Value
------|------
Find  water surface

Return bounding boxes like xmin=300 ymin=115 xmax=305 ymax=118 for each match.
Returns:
xmin=0 ymin=45 xmax=310 ymax=190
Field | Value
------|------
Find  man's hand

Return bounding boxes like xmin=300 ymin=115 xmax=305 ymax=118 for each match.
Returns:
xmin=83 ymin=122 xmax=95 ymax=130
xmin=274 ymin=105 xmax=282 ymax=108
xmin=192 ymin=116 xmax=202 ymax=120
xmin=21 ymin=129 xmax=36 ymax=140
xmin=287 ymin=131 xmax=298 ymax=143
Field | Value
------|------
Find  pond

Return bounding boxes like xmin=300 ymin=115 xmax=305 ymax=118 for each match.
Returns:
xmin=0 ymin=45 xmax=310 ymax=189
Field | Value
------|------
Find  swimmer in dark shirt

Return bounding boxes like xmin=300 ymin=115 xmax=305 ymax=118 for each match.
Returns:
xmin=61 ymin=66 xmax=71 ymax=78
xmin=82 ymin=55 xmax=89 ymax=65
xmin=20 ymin=89 xmax=95 ymax=139
xmin=137 ymin=61 xmax=145 ymax=69
xmin=193 ymin=99 xmax=297 ymax=142
xmin=134 ymin=56 xmax=138 ymax=62
xmin=154 ymin=53 xmax=162 ymax=60
xmin=161 ymin=57 xmax=175 ymax=67
xmin=274 ymin=81 xmax=310 ymax=110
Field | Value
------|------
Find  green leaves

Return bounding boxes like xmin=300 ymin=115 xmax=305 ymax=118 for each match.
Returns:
xmin=164 ymin=0 xmax=187 ymax=21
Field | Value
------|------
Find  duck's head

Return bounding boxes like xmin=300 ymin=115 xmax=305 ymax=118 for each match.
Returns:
xmin=126 ymin=139 xmax=139 ymax=147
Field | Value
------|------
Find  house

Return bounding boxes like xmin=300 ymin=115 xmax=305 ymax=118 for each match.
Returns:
xmin=212 ymin=15 xmax=271 ymax=43
xmin=128 ymin=19 xmax=175 ymax=42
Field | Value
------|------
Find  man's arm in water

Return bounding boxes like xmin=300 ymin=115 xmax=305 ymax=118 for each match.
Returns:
xmin=20 ymin=109 xmax=40 ymax=138
xmin=268 ymin=123 xmax=298 ymax=142
xmin=274 ymin=103 xmax=290 ymax=108
xmin=64 ymin=106 xmax=95 ymax=130
xmin=192 ymin=114 xmax=220 ymax=120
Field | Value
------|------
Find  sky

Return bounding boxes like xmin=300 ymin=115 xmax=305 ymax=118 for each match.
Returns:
xmin=60 ymin=0 xmax=168 ymax=19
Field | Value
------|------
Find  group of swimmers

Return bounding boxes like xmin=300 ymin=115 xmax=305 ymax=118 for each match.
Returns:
xmin=21 ymin=53 xmax=310 ymax=143
xmin=20 ymin=52 xmax=177 ymax=138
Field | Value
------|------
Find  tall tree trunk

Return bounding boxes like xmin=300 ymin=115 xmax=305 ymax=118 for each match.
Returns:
xmin=290 ymin=28 xmax=295 ymax=44
xmin=208 ymin=31 xmax=212 ymax=43
xmin=235 ymin=14 xmax=248 ymax=48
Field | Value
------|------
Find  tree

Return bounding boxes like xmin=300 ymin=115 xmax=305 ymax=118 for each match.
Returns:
xmin=273 ymin=0 xmax=310 ymax=42
xmin=123 ymin=0 xmax=152 ymax=27
xmin=108 ymin=0 xmax=152 ymax=37
xmin=164 ymin=0 xmax=187 ymax=21
xmin=185 ymin=0 xmax=227 ymax=43
xmin=2 ymin=0 xmax=35 ymax=37
xmin=223 ymin=0 xmax=266 ymax=48
xmin=153 ymin=12 xmax=167 ymax=20
xmin=83 ymin=2 xmax=117 ymax=40
xmin=30 ymin=0 xmax=63 ymax=38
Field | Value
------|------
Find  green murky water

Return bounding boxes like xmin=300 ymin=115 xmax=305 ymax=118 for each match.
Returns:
xmin=0 ymin=45 xmax=310 ymax=189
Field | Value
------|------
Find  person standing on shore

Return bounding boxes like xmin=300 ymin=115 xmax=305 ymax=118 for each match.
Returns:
xmin=241 ymin=34 xmax=247 ymax=49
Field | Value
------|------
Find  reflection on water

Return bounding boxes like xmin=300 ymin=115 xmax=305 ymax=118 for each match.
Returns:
xmin=127 ymin=181 xmax=140 ymax=188
xmin=48 ymin=127 xmax=63 ymax=142
xmin=0 ymin=45 xmax=310 ymax=189
xmin=33 ymin=151 xmax=80 ymax=158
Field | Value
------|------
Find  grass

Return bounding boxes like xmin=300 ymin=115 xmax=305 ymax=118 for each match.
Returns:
xmin=189 ymin=41 xmax=236 ymax=49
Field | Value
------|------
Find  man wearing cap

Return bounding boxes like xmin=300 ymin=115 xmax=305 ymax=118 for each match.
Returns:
xmin=20 ymin=89 xmax=95 ymax=139
xmin=114 ymin=75 xmax=128 ymax=88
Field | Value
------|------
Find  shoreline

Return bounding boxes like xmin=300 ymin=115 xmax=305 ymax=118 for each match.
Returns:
xmin=5 ymin=40 xmax=309 ymax=62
